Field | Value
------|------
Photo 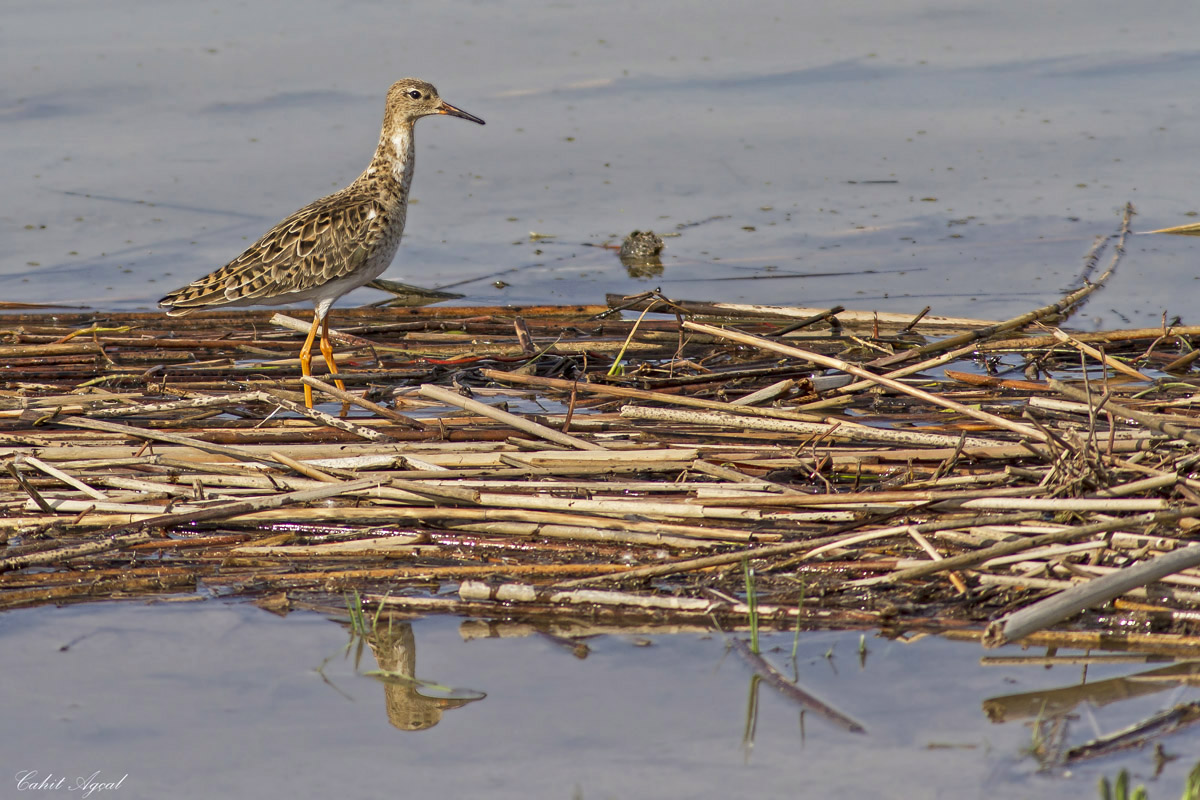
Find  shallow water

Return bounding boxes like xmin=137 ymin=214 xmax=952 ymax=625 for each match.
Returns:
xmin=4 ymin=0 xmax=1200 ymax=325
xmin=1 ymin=601 xmax=1197 ymax=800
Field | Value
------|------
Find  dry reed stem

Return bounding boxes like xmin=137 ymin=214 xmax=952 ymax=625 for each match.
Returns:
xmin=0 ymin=478 xmax=380 ymax=572
xmin=481 ymin=369 xmax=826 ymax=423
xmin=257 ymin=390 xmax=393 ymax=442
xmin=984 ymin=543 xmax=1200 ymax=647
xmin=1042 ymin=326 xmax=1153 ymax=382
xmin=301 ymin=376 xmax=425 ymax=429
xmin=797 ymin=343 xmax=981 ymax=409
xmin=418 ymin=383 xmax=605 ymax=451
xmin=602 ymin=294 xmax=995 ymax=330
xmin=17 ymin=455 xmax=109 ymax=500
xmin=619 ymin=405 xmax=997 ymax=448
xmin=683 ymin=321 xmax=1050 ymax=442
xmin=52 ymin=416 xmax=288 ymax=466
xmin=856 ymin=506 xmax=1200 ymax=587
xmin=1050 ymin=379 xmax=1200 ymax=447
xmin=4 ymin=281 xmax=1200 ymax=646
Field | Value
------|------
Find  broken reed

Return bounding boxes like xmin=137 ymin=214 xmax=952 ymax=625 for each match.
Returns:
xmin=4 ymin=230 xmax=1200 ymax=653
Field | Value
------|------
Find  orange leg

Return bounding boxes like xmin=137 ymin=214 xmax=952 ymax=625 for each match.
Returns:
xmin=319 ymin=316 xmax=347 ymax=393
xmin=299 ymin=314 xmax=321 ymax=409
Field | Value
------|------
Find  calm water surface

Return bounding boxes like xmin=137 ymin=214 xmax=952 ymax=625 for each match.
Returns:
xmin=2 ymin=601 xmax=1198 ymax=800
xmin=4 ymin=0 xmax=1200 ymax=325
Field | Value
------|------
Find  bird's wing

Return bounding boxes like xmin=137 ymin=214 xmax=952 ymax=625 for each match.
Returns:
xmin=160 ymin=185 xmax=384 ymax=311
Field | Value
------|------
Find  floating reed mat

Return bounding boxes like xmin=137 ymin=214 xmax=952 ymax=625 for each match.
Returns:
xmin=4 ymin=263 xmax=1200 ymax=652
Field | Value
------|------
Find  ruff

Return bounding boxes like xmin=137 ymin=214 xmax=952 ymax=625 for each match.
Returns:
xmin=159 ymin=79 xmax=484 ymax=407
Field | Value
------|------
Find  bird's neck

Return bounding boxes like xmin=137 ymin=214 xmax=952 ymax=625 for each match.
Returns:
xmin=363 ymin=126 xmax=416 ymax=193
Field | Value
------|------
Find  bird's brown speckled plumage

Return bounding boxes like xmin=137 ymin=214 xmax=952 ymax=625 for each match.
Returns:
xmin=158 ymin=79 xmax=484 ymax=407
xmin=159 ymin=186 xmax=388 ymax=312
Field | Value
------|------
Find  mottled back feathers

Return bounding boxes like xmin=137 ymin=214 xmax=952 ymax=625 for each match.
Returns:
xmin=160 ymin=186 xmax=395 ymax=313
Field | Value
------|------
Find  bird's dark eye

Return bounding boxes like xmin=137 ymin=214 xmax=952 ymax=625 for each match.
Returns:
xmin=407 ymin=89 xmax=422 ymax=100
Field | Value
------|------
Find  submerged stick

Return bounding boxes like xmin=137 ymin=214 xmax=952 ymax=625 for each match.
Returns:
xmin=1061 ymin=702 xmax=1200 ymax=765
xmin=728 ymin=637 xmax=867 ymax=734
xmin=766 ymin=305 xmax=845 ymax=337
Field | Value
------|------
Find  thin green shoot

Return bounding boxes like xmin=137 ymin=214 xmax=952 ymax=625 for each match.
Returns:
xmin=347 ymin=589 xmax=368 ymax=636
xmin=606 ymin=303 xmax=656 ymax=377
xmin=1026 ymin=700 xmax=1047 ymax=759
xmin=789 ymin=582 xmax=805 ymax=664
xmin=1185 ymin=760 xmax=1200 ymax=800
xmin=1097 ymin=769 xmax=1145 ymax=800
xmin=743 ymin=559 xmax=759 ymax=654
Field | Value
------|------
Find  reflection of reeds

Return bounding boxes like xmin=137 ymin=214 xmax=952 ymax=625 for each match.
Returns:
xmin=984 ymin=662 xmax=1200 ymax=723
xmin=984 ymin=655 xmax=1200 ymax=771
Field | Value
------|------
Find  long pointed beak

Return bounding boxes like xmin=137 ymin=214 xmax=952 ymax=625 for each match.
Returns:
xmin=437 ymin=100 xmax=485 ymax=125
